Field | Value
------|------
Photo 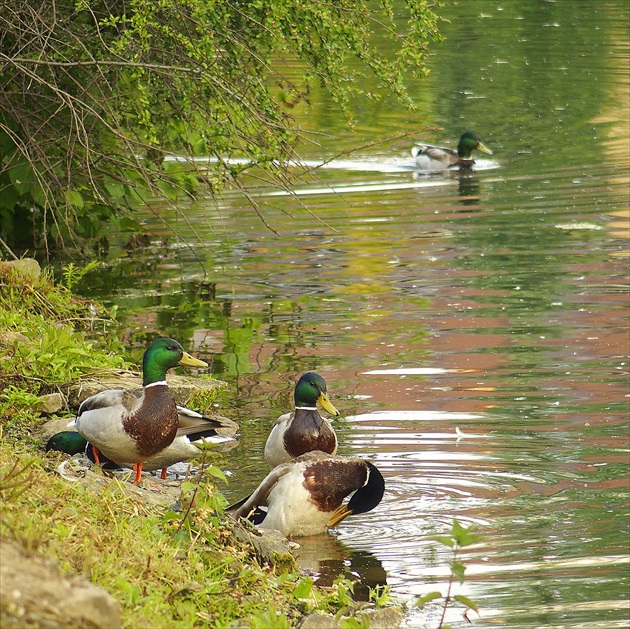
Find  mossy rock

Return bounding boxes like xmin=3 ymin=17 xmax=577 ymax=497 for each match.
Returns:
xmin=65 ymin=372 xmax=228 ymax=409
xmin=232 ymin=522 xmax=297 ymax=573
xmin=0 ymin=258 xmax=41 ymax=281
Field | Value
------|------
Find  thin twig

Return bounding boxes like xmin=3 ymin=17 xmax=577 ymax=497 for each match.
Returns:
xmin=0 ymin=237 xmax=19 ymax=260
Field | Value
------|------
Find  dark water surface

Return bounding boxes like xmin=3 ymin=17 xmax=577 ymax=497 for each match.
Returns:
xmin=76 ymin=2 xmax=629 ymax=627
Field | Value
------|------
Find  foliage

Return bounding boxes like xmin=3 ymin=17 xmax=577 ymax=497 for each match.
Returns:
xmin=0 ymin=445 xmax=290 ymax=627
xmin=0 ymin=263 xmax=126 ymax=438
xmin=0 ymin=0 xmax=442 ymax=255
xmin=416 ymin=519 xmax=482 ymax=628
xmin=60 ymin=260 xmax=101 ymax=291
xmin=0 ymin=263 xmax=126 ymax=388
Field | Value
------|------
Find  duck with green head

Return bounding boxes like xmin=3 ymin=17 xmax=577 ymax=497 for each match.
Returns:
xmin=70 ymin=338 xmax=209 ymax=484
xmin=412 ymin=131 xmax=492 ymax=170
xmin=51 ymin=407 xmax=238 ymax=478
xmin=264 ymin=372 xmax=340 ymax=470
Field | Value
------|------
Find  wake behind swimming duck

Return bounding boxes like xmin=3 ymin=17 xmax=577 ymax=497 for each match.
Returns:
xmin=412 ymin=131 xmax=492 ymax=170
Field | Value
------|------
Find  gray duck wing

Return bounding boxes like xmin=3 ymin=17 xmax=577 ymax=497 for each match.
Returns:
xmin=77 ymin=389 xmax=141 ymax=416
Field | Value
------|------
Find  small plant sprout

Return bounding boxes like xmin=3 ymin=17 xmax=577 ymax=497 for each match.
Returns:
xmin=61 ymin=261 xmax=100 ymax=291
xmin=370 ymin=584 xmax=391 ymax=608
xmin=416 ymin=519 xmax=482 ymax=628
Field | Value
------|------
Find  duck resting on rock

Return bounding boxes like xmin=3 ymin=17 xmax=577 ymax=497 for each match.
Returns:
xmin=264 ymin=372 xmax=340 ymax=470
xmin=69 ymin=337 xmax=212 ymax=484
xmin=227 ymin=451 xmax=385 ymax=538
xmin=412 ymin=131 xmax=492 ymax=170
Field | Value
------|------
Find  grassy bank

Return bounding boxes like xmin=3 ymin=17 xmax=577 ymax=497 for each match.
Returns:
xmin=0 ymin=262 xmax=383 ymax=628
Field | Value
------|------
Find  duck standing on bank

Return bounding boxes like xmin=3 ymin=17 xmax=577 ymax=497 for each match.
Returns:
xmin=51 ymin=408 xmax=238 ymax=478
xmin=264 ymin=372 xmax=340 ymax=469
xmin=70 ymin=338 xmax=208 ymax=484
xmin=227 ymin=451 xmax=385 ymax=538
xmin=412 ymin=131 xmax=492 ymax=170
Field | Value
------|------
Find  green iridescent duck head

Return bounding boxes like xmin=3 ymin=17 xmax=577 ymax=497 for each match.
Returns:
xmin=457 ymin=131 xmax=493 ymax=159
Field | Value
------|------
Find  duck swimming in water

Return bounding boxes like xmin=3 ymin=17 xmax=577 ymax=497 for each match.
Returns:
xmin=412 ymin=131 xmax=492 ymax=170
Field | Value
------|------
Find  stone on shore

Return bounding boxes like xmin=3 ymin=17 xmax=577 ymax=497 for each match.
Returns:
xmin=0 ymin=538 xmax=122 ymax=628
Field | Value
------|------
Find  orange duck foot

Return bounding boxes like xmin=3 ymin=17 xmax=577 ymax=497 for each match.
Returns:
xmin=132 ymin=463 xmax=143 ymax=485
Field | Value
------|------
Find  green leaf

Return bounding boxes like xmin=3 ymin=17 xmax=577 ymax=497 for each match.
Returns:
xmin=451 ymin=518 xmax=465 ymax=538
xmin=415 ymin=591 xmax=442 ymax=607
xmin=116 ymin=215 xmax=141 ymax=231
xmin=180 ymin=481 xmax=195 ymax=495
xmin=204 ymin=465 xmax=227 ymax=483
xmin=104 ymin=182 xmax=126 ymax=200
xmin=460 ymin=531 xmax=483 ymax=547
xmin=78 ymin=214 xmax=100 ymax=238
xmin=0 ymin=129 xmax=16 ymax=156
xmin=66 ymin=190 xmax=84 ymax=209
xmin=0 ymin=178 xmax=19 ymax=209
xmin=8 ymin=162 xmax=33 ymax=195
xmin=31 ymin=178 xmax=47 ymax=206
xmin=192 ymin=137 xmax=207 ymax=153
xmin=161 ymin=511 xmax=181 ymax=523
xmin=453 ymin=594 xmax=479 ymax=613
xmin=452 ymin=560 xmax=466 ymax=585
xmin=292 ymin=577 xmax=313 ymax=600
xmin=451 ymin=519 xmax=482 ymax=547
xmin=434 ymin=535 xmax=455 ymax=548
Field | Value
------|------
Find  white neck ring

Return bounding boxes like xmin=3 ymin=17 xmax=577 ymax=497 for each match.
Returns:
xmin=145 ymin=380 xmax=168 ymax=389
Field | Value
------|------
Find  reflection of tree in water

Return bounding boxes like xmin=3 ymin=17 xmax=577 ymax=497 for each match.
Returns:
xmin=294 ymin=535 xmax=387 ymax=602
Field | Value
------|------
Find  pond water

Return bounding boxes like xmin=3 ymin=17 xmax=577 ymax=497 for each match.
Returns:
xmin=75 ymin=2 xmax=629 ymax=627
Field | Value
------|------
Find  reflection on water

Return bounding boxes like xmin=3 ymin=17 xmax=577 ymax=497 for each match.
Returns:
xmin=295 ymin=535 xmax=388 ymax=602
xmin=74 ymin=1 xmax=629 ymax=627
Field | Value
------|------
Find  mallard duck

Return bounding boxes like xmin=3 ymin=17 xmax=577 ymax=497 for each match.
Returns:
xmin=70 ymin=338 xmax=209 ymax=484
xmin=264 ymin=372 xmax=340 ymax=469
xmin=52 ymin=409 xmax=238 ymax=477
xmin=47 ymin=431 xmax=90 ymax=456
xmin=227 ymin=451 xmax=385 ymax=538
xmin=412 ymin=131 xmax=492 ymax=170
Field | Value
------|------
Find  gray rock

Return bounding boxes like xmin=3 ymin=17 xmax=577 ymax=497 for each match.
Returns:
xmin=0 ymin=332 xmax=30 ymax=346
xmin=37 ymin=393 xmax=65 ymax=415
xmin=362 ymin=607 xmax=405 ymax=628
xmin=40 ymin=419 xmax=76 ymax=442
xmin=299 ymin=606 xmax=404 ymax=629
xmin=0 ymin=538 xmax=121 ymax=628
xmin=54 ymin=456 xmax=185 ymax=508
xmin=0 ymin=258 xmax=41 ymax=280
xmin=299 ymin=614 xmax=338 ymax=629
xmin=232 ymin=523 xmax=296 ymax=573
